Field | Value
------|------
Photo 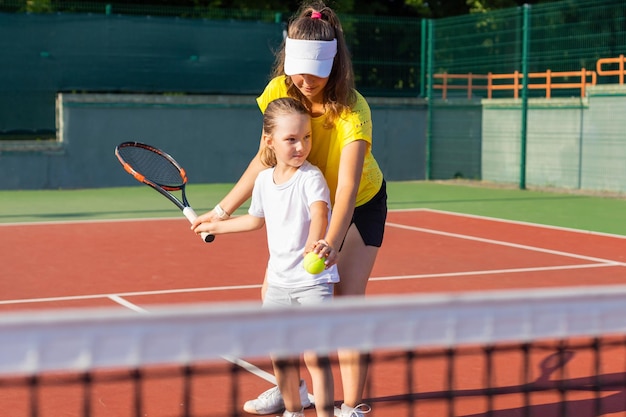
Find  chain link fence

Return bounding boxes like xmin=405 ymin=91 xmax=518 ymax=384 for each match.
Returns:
xmin=1 ymin=0 xmax=625 ymax=193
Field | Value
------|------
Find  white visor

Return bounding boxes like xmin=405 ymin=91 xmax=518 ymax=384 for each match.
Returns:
xmin=284 ymin=37 xmax=337 ymax=78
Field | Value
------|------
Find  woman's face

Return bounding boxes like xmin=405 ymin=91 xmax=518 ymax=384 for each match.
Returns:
xmin=290 ymin=74 xmax=329 ymax=103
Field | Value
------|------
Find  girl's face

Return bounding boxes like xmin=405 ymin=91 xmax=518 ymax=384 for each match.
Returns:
xmin=266 ymin=113 xmax=312 ymax=169
xmin=290 ymin=74 xmax=329 ymax=103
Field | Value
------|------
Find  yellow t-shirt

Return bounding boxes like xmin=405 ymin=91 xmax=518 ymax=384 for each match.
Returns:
xmin=256 ymin=76 xmax=383 ymax=207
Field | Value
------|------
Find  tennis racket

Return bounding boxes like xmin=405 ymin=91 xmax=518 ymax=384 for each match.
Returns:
xmin=114 ymin=141 xmax=214 ymax=243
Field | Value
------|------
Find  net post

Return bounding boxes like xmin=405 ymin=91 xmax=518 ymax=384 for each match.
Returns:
xmin=28 ymin=375 xmax=39 ymax=417
xmin=131 ymin=368 xmax=143 ymax=417
xmin=182 ymin=365 xmax=192 ymax=417
xmin=521 ymin=342 xmax=531 ymax=417
xmin=445 ymin=347 xmax=455 ymax=417
xmin=80 ymin=372 xmax=92 ymax=417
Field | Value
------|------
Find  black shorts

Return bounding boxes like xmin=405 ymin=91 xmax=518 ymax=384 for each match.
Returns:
xmin=350 ymin=179 xmax=387 ymax=248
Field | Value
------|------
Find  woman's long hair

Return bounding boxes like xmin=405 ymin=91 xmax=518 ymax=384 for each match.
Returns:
xmin=270 ymin=1 xmax=356 ymax=128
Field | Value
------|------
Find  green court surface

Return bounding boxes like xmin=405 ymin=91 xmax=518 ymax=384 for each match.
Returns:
xmin=1 ymin=181 xmax=625 ymax=236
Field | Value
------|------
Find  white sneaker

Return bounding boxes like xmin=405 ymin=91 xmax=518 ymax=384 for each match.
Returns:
xmin=340 ymin=403 xmax=371 ymax=417
xmin=243 ymin=380 xmax=312 ymax=415
xmin=280 ymin=409 xmax=304 ymax=417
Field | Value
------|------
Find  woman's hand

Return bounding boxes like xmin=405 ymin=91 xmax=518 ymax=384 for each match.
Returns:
xmin=309 ymin=239 xmax=339 ymax=267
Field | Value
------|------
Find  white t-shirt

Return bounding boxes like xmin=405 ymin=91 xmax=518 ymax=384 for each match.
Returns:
xmin=249 ymin=161 xmax=340 ymax=288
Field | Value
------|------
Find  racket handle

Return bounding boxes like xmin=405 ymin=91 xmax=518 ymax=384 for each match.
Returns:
xmin=183 ymin=207 xmax=215 ymax=243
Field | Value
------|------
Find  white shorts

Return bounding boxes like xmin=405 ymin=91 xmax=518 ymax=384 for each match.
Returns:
xmin=263 ymin=283 xmax=334 ymax=307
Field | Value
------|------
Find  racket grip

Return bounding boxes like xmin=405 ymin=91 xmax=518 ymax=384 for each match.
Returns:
xmin=183 ymin=206 xmax=215 ymax=243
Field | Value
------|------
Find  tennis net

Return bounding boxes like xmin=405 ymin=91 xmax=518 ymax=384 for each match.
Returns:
xmin=2 ymin=285 xmax=626 ymax=416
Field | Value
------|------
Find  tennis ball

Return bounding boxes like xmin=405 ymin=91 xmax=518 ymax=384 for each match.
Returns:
xmin=303 ymin=252 xmax=326 ymax=274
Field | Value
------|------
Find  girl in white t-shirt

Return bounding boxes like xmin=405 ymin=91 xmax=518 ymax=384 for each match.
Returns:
xmin=193 ymin=97 xmax=339 ymax=417
xmin=192 ymin=4 xmax=384 ymax=415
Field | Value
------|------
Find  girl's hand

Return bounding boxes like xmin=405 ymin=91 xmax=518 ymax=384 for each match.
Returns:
xmin=193 ymin=221 xmax=216 ymax=236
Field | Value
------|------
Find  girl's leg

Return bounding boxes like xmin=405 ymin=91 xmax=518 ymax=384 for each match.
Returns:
xmin=335 ymin=224 xmax=380 ymax=408
xmin=273 ymin=357 xmax=303 ymax=413
xmin=303 ymin=352 xmax=334 ymax=417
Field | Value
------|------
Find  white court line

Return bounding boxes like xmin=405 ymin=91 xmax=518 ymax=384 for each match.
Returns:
xmin=386 ymin=222 xmax=624 ymax=265
xmin=371 ymin=263 xmax=614 ymax=282
xmin=0 ymin=216 xmax=182 ymax=227
xmin=107 ymin=296 xmax=318 ymax=411
xmin=0 ymin=284 xmax=261 ymax=305
xmin=1 ymin=262 xmax=620 ymax=306
xmin=108 ymin=295 xmax=149 ymax=313
xmin=107 ymin=296 xmax=273 ymax=381
xmin=4 ymin=207 xmax=625 ymax=239
xmin=1 ymin=211 xmax=622 ymax=307
xmin=405 ymin=207 xmax=626 ymax=240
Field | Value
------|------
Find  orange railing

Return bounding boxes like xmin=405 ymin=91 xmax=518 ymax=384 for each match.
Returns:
xmin=596 ymin=54 xmax=625 ymax=84
xmin=433 ymin=56 xmax=624 ymax=100
xmin=487 ymin=69 xmax=596 ymax=99
xmin=432 ymin=73 xmax=489 ymax=99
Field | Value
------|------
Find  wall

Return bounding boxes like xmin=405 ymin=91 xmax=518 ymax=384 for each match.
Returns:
xmin=581 ymin=86 xmax=626 ymax=193
xmin=2 ymin=87 xmax=625 ymax=194
xmin=481 ymin=85 xmax=626 ymax=193
xmin=0 ymin=94 xmax=427 ymax=190
xmin=482 ymin=99 xmax=586 ymax=188
xmin=430 ymin=100 xmax=483 ymax=180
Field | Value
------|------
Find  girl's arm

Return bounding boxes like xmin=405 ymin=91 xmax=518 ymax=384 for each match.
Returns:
xmin=193 ymin=214 xmax=264 ymax=236
xmin=318 ymin=140 xmax=367 ymax=265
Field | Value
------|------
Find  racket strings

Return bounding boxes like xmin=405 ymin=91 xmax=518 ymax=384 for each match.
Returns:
xmin=119 ymin=146 xmax=184 ymax=188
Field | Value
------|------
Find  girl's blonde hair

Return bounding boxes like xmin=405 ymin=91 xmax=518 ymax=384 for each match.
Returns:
xmin=260 ymin=97 xmax=310 ymax=167
xmin=270 ymin=1 xmax=356 ymax=128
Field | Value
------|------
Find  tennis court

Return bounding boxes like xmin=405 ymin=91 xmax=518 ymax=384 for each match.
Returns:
xmin=1 ymin=183 xmax=625 ymax=416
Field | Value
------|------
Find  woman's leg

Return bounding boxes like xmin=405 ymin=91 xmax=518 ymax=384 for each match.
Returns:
xmin=335 ymin=224 xmax=380 ymax=408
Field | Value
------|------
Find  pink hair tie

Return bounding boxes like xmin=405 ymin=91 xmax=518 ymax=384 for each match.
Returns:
xmin=311 ymin=11 xmax=322 ymax=19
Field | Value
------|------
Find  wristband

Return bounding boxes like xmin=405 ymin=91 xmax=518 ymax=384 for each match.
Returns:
xmin=214 ymin=204 xmax=230 ymax=220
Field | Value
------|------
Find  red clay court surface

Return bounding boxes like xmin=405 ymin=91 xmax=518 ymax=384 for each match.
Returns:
xmin=1 ymin=208 xmax=625 ymax=416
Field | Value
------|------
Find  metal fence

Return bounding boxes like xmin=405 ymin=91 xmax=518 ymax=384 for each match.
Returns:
xmin=0 ymin=0 xmax=423 ymax=100
xmin=1 ymin=0 xmax=625 ymax=193
xmin=1 ymin=0 xmax=623 ymax=101
xmin=423 ymin=0 xmax=626 ymax=192
xmin=426 ymin=0 xmax=626 ymax=100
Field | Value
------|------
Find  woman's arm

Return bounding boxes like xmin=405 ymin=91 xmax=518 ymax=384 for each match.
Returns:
xmin=190 ymin=142 xmax=266 ymax=229
xmin=317 ymin=140 xmax=367 ymax=265
xmin=305 ymin=200 xmax=330 ymax=253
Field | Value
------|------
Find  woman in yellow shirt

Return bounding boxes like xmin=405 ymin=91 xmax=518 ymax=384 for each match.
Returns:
xmin=192 ymin=2 xmax=386 ymax=416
